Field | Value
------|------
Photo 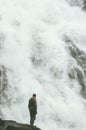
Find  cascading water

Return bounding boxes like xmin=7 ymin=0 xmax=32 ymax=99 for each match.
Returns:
xmin=0 ymin=0 xmax=86 ymax=130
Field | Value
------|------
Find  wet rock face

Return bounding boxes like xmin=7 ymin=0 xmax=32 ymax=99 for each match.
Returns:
xmin=0 ymin=65 xmax=8 ymax=104
xmin=68 ymin=67 xmax=86 ymax=92
xmin=0 ymin=65 xmax=18 ymax=107
xmin=66 ymin=0 xmax=83 ymax=7
xmin=64 ymin=35 xmax=86 ymax=98
xmin=82 ymin=0 xmax=86 ymax=10
xmin=66 ymin=0 xmax=86 ymax=11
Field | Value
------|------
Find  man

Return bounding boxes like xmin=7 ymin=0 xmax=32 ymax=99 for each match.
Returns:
xmin=28 ymin=93 xmax=37 ymax=126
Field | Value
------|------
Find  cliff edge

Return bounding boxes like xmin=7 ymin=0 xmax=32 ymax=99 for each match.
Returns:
xmin=0 ymin=118 xmax=41 ymax=130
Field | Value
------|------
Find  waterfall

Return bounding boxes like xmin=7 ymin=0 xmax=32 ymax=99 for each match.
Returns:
xmin=0 ymin=0 xmax=86 ymax=130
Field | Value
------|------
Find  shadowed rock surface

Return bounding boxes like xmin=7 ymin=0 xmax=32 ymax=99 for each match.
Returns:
xmin=0 ymin=65 xmax=8 ymax=104
xmin=0 ymin=119 xmax=41 ymax=130
xmin=82 ymin=0 xmax=86 ymax=10
xmin=63 ymin=35 xmax=86 ymax=98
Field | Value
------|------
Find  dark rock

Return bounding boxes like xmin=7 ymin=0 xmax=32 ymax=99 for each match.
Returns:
xmin=6 ymin=125 xmax=19 ymax=130
xmin=0 ymin=118 xmax=5 ymax=126
xmin=68 ymin=67 xmax=76 ymax=79
xmin=0 ymin=65 xmax=8 ymax=104
xmin=0 ymin=119 xmax=41 ymax=130
xmin=64 ymin=35 xmax=86 ymax=98
xmin=82 ymin=0 xmax=86 ymax=10
xmin=74 ymin=67 xmax=86 ymax=91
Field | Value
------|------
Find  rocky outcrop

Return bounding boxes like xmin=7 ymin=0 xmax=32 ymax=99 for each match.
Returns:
xmin=0 ymin=118 xmax=41 ymax=130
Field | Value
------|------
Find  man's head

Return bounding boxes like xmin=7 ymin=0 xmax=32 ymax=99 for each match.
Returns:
xmin=32 ymin=93 xmax=36 ymax=97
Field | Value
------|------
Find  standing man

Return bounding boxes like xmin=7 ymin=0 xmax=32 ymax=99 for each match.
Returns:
xmin=28 ymin=93 xmax=37 ymax=126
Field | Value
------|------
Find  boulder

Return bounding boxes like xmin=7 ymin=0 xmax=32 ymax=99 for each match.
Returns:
xmin=0 ymin=119 xmax=41 ymax=130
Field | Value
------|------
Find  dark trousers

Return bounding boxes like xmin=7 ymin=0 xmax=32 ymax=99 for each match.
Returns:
xmin=30 ymin=112 xmax=36 ymax=126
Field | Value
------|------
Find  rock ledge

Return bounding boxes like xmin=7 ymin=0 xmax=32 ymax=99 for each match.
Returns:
xmin=0 ymin=118 xmax=41 ymax=130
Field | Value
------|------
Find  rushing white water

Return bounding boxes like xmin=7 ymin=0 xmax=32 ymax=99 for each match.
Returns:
xmin=0 ymin=0 xmax=86 ymax=130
